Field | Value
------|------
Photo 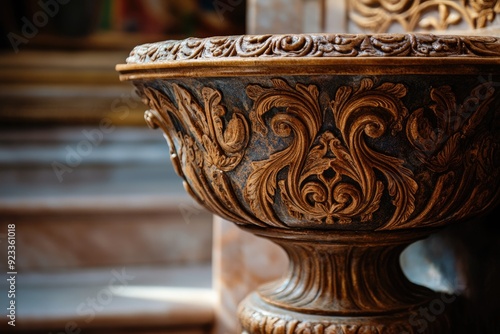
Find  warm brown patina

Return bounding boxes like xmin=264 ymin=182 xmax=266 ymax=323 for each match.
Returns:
xmin=117 ymin=33 xmax=500 ymax=334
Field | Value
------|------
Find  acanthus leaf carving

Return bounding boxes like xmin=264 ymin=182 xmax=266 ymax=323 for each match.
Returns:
xmin=400 ymin=81 xmax=499 ymax=229
xmin=348 ymin=0 xmax=500 ymax=33
xmin=140 ymin=76 xmax=498 ymax=231
xmin=330 ymin=78 xmax=417 ymax=229
xmin=244 ymin=78 xmax=418 ymax=229
xmin=245 ymin=79 xmax=322 ymax=228
xmin=140 ymin=83 xmax=264 ymax=227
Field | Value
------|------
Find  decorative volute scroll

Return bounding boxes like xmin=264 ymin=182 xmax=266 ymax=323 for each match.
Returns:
xmin=116 ymin=33 xmax=500 ymax=334
xmin=244 ymin=78 xmax=417 ymax=229
xmin=348 ymin=0 xmax=500 ymax=33
xmin=139 ymin=83 xmax=264 ymax=227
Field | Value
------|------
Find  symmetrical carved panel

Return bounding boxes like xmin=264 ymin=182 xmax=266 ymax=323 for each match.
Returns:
xmin=244 ymin=78 xmax=416 ymax=228
xmin=348 ymin=0 xmax=500 ymax=33
xmin=126 ymin=33 xmax=500 ymax=64
xmin=137 ymin=76 xmax=499 ymax=231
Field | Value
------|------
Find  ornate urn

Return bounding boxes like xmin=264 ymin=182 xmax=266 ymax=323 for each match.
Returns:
xmin=117 ymin=33 xmax=500 ymax=333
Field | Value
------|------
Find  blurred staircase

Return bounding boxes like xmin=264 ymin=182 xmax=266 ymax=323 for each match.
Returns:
xmin=0 ymin=51 xmax=214 ymax=333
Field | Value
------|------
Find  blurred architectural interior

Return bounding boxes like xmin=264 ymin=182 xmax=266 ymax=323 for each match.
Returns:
xmin=0 ymin=1 xmax=244 ymax=333
xmin=1 ymin=1 xmax=500 ymax=334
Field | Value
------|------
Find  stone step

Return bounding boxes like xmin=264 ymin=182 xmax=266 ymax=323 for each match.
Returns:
xmin=0 ymin=126 xmax=213 ymax=271
xmin=0 ymin=265 xmax=214 ymax=333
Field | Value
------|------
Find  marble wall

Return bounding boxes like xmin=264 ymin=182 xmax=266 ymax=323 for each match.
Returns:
xmin=212 ymin=217 xmax=287 ymax=334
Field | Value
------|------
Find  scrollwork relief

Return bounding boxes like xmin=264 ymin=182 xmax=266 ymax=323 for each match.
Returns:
xmin=126 ymin=33 xmax=500 ymax=64
xmin=244 ymin=78 xmax=417 ymax=229
xmin=239 ymin=297 xmax=451 ymax=334
xmin=397 ymin=81 xmax=499 ymax=229
xmin=348 ymin=0 xmax=500 ymax=33
xmin=140 ymin=83 xmax=263 ymax=227
xmin=140 ymin=77 xmax=498 ymax=231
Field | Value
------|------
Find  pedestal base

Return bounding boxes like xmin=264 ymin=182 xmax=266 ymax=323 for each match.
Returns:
xmin=240 ymin=292 xmax=452 ymax=334
xmin=238 ymin=227 xmax=454 ymax=334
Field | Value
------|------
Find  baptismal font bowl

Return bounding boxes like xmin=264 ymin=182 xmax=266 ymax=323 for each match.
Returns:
xmin=117 ymin=33 xmax=500 ymax=334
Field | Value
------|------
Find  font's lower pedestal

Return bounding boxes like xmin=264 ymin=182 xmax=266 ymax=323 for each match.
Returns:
xmin=238 ymin=228 xmax=453 ymax=334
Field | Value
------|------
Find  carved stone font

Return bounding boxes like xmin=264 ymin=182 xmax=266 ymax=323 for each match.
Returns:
xmin=117 ymin=33 xmax=500 ymax=334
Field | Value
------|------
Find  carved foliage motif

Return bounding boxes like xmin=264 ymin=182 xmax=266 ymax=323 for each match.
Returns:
xmin=141 ymin=77 xmax=497 ymax=230
xmin=240 ymin=310 xmax=416 ymax=334
xmin=141 ymin=84 xmax=263 ymax=227
xmin=349 ymin=0 xmax=500 ymax=33
xmin=126 ymin=33 xmax=500 ymax=64
xmin=399 ymin=81 xmax=499 ymax=229
xmin=245 ymin=78 xmax=417 ymax=228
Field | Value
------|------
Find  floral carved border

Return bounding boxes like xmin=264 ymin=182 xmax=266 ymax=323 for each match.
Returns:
xmin=348 ymin=0 xmax=500 ymax=33
xmin=126 ymin=33 xmax=500 ymax=64
xmin=138 ymin=77 xmax=498 ymax=230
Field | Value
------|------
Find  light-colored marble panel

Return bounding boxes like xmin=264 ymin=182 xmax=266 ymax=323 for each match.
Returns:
xmin=0 ymin=265 xmax=213 ymax=332
xmin=212 ymin=217 xmax=287 ymax=334
xmin=325 ymin=0 xmax=347 ymax=33
xmin=247 ymin=0 xmax=304 ymax=34
xmin=303 ymin=0 xmax=322 ymax=33
xmin=0 ymin=203 xmax=212 ymax=271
